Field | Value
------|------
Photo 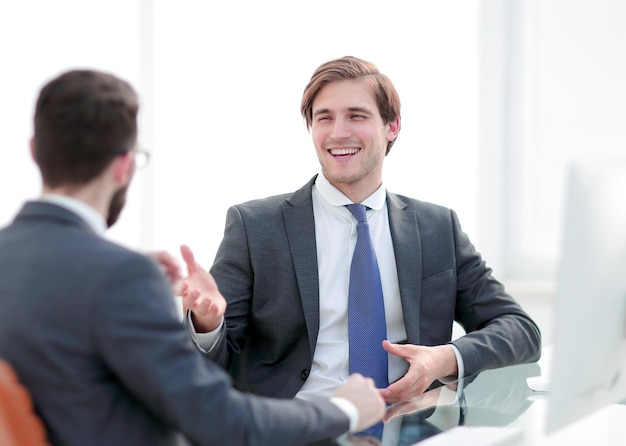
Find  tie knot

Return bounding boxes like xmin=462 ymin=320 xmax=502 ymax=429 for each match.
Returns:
xmin=346 ymin=203 xmax=368 ymax=223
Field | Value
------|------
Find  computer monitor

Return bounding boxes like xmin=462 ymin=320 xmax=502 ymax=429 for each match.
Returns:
xmin=545 ymin=158 xmax=626 ymax=433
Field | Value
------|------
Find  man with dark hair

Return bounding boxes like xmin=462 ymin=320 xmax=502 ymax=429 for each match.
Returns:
xmin=0 ymin=69 xmax=384 ymax=446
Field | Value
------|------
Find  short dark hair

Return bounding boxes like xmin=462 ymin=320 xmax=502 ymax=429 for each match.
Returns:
xmin=300 ymin=56 xmax=401 ymax=154
xmin=33 ymin=70 xmax=139 ymax=187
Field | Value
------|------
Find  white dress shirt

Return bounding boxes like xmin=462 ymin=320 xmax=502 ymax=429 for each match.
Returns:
xmin=40 ymin=194 xmax=106 ymax=235
xmin=296 ymin=173 xmax=409 ymax=399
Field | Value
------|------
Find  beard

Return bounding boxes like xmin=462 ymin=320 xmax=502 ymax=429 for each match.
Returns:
xmin=106 ymin=186 xmax=128 ymax=228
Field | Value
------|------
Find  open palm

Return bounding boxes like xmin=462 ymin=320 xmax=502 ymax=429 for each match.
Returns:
xmin=179 ymin=244 xmax=226 ymax=332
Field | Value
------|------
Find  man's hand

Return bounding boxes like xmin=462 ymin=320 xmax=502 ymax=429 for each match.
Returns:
xmin=332 ymin=374 xmax=385 ymax=433
xmin=149 ymin=250 xmax=183 ymax=294
xmin=380 ymin=341 xmax=458 ymax=404
xmin=382 ymin=386 xmax=442 ymax=422
xmin=178 ymin=244 xmax=226 ymax=333
xmin=382 ymin=382 xmax=459 ymax=422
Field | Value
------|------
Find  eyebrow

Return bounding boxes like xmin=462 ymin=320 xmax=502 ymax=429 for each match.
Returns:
xmin=312 ymin=106 xmax=374 ymax=117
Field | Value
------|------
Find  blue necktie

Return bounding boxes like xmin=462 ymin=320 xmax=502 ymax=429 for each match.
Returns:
xmin=346 ymin=204 xmax=388 ymax=440
xmin=346 ymin=204 xmax=388 ymax=388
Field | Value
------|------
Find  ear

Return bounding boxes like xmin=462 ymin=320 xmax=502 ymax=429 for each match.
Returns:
xmin=386 ymin=116 xmax=401 ymax=142
xmin=29 ymin=138 xmax=37 ymax=163
xmin=112 ymin=153 xmax=134 ymax=185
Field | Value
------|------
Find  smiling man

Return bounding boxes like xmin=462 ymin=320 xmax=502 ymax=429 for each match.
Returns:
xmin=182 ymin=56 xmax=542 ymax=441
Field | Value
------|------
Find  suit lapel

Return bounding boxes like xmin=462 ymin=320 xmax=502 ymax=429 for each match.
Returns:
xmin=387 ymin=192 xmax=423 ymax=344
xmin=282 ymin=183 xmax=425 ymax=353
xmin=283 ymin=176 xmax=320 ymax=355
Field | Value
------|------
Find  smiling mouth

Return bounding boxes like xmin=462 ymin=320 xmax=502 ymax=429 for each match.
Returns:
xmin=329 ymin=147 xmax=360 ymax=157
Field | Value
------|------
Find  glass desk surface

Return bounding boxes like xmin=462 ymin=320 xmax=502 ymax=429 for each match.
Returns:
xmin=327 ymin=353 xmax=626 ymax=446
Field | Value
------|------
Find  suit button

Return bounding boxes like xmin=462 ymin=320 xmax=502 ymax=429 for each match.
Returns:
xmin=300 ymin=369 xmax=310 ymax=380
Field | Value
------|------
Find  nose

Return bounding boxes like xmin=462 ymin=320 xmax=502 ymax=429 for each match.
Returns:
xmin=330 ymin=118 xmax=351 ymax=139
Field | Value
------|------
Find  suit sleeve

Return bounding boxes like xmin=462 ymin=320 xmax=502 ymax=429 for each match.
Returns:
xmin=447 ymin=210 xmax=542 ymax=376
xmin=91 ymin=254 xmax=349 ymax=446
xmin=207 ymin=205 xmax=256 ymax=368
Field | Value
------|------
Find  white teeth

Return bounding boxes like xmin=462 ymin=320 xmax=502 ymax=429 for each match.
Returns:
xmin=330 ymin=147 xmax=359 ymax=156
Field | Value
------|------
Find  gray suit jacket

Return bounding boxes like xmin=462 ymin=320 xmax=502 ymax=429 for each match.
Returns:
xmin=208 ymin=176 xmax=541 ymax=398
xmin=0 ymin=201 xmax=349 ymax=446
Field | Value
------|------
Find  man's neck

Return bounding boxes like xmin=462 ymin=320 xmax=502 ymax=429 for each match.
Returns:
xmin=39 ymin=193 xmax=107 ymax=235
xmin=42 ymin=183 xmax=109 ymax=221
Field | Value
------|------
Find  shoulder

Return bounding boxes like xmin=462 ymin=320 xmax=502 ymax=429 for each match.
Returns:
xmin=103 ymin=242 xmax=162 ymax=279
xmin=74 ymin=237 xmax=164 ymax=289
xmin=88 ymin=241 xmax=173 ymax=315
xmin=234 ymin=192 xmax=292 ymax=213
xmin=228 ymin=176 xmax=316 ymax=219
xmin=386 ymin=192 xmax=465 ymax=238
xmin=387 ymin=191 xmax=455 ymax=218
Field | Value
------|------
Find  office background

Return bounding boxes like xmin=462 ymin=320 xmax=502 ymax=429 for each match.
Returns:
xmin=1 ymin=0 xmax=624 ymax=345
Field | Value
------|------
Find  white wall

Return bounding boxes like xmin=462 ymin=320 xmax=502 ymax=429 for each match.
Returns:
xmin=5 ymin=0 xmax=623 ymax=300
xmin=0 ymin=0 xmax=480 ymax=272
xmin=0 ymin=0 xmax=148 ymax=248
xmin=148 ymin=0 xmax=479 ymax=266
xmin=482 ymin=0 xmax=626 ymax=288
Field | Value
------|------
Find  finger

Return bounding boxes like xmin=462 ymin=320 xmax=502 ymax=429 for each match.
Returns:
xmin=199 ymin=300 xmax=218 ymax=317
xmin=171 ymin=279 xmax=184 ymax=296
xmin=165 ymin=264 xmax=183 ymax=283
xmin=180 ymin=244 xmax=197 ymax=274
xmin=180 ymin=282 xmax=189 ymax=295
xmin=383 ymin=376 xmax=411 ymax=403
xmin=189 ymin=292 xmax=213 ymax=314
xmin=382 ymin=340 xmax=409 ymax=357
xmin=162 ymin=251 xmax=180 ymax=269
xmin=193 ymin=300 xmax=209 ymax=315
xmin=184 ymin=288 xmax=200 ymax=303
xmin=179 ymin=293 xmax=194 ymax=313
xmin=206 ymin=302 xmax=220 ymax=317
xmin=151 ymin=252 xmax=177 ymax=278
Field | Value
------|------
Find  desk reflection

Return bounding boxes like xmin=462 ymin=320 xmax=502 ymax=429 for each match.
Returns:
xmin=326 ymin=361 xmax=541 ymax=446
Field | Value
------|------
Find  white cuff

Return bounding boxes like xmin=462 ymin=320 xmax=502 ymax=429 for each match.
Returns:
xmin=185 ymin=311 xmax=223 ymax=353
xmin=329 ymin=397 xmax=359 ymax=432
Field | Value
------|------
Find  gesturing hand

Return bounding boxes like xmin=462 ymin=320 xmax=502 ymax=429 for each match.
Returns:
xmin=178 ymin=244 xmax=226 ymax=333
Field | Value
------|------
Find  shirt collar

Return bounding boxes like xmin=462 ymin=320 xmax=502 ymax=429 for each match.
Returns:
xmin=40 ymin=194 xmax=107 ymax=235
xmin=314 ymin=172 xmax=386 ymax=210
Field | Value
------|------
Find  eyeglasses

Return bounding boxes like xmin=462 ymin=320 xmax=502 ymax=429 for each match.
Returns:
xmin=132 ymin=149 xmax=151 ymax=169
xmin=114 ymin=148 xmax=151 ymax=169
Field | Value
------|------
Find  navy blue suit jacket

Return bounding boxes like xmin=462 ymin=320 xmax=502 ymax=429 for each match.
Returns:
xmin=0 ymin=201 xmax=349 ymax=446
